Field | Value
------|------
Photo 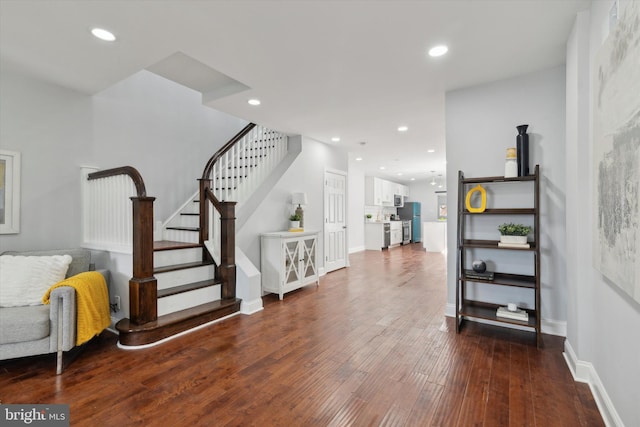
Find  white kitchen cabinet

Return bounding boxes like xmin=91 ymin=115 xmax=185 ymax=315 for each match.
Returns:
xmin=381 ymin=180 xmax=394 ymax=205
xmin=261 ymin=231 xmax=319 ymax=300
xmin=365 ymin=177 xmax=384 ymax=206
xmin=364 ymin=222 xmax=386 ymax=250
xmin=390 ymin=221 xmax=403 ymax=246
xmin=365 ymin=177 xmax=405 ymax=206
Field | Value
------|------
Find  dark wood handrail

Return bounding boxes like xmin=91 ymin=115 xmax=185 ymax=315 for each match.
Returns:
xmin=201 ymin=123 xmax=256 ymax=180
xmin=88 ymin=166 xmax=147 ymax=197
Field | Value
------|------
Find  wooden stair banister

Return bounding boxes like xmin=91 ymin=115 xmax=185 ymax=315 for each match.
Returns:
xmin=87 ymin=166 xmax=157 ymax=325
xmin=200 ymin=123 xmax=251 ymax=301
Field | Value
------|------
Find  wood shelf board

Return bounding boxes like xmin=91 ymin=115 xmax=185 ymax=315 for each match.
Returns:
xmin=461 ymin=175 xmax=537 ymax=184
xmin=462 ymin=239 xmax=537 ymax=250
xmin=459 ymin=272 xmax=536 ymax=289
xmin=463 ymin=208 xmax=535 ymax=215
xmin=459 ymin=301 xmax=538 ymax=328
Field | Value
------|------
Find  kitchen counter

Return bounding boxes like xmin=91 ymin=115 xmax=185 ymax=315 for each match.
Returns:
xmin=423 ymin=221 xmax=447 ymax=252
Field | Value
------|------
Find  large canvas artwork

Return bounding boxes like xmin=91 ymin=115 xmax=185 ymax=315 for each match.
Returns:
xmin=593 ymin=1 xmax=640 ymax=304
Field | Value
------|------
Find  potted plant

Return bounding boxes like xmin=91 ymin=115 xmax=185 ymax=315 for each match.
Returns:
xmin=289 ymin=214 xmax=301 ymax=229
xmin=365 ymin=214 xmax=373 ymax=222
xmin=497 ymin=222 xmax=531 ymax=244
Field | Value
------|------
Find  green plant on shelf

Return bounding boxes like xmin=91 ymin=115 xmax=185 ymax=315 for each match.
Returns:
xmin=289 ymin=214 xmax=301 ymax=221
xmin=497 ymin=223 xmax=531 ymax=236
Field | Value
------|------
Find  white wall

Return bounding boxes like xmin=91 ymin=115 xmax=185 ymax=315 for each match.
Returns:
xmin=408 ymin=179 xmax=444 ymax=222
xmin=0 ymin=66 xmax=248 ymax=253
xmin=0 ymin=61 xmax=92 ymax=252
xmin=236 ymin=136 xmax=348 ymax=270
xmin=565 ymin=1 xmax=640 ymax=425
xmin=92 ymin=70 xmax=247 ymax=222
xmin=445 ymin=66 xmax=567 ymax=332
xmin=347 ymin=154 xmax=365 ymax=252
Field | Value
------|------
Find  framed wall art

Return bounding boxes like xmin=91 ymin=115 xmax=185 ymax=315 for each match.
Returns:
xmin=593 ymin=1 xmax=640 ymax=304
xmin=0 ymin=150 xmax=21 ymax=234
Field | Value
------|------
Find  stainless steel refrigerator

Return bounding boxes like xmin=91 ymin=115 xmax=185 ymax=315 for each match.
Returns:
xmin=397 ymin=202 xmax=421 ymax=243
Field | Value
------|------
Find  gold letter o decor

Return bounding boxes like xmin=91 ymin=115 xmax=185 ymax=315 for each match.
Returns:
xmin=465 ymin=184 xmax=487 ymax=213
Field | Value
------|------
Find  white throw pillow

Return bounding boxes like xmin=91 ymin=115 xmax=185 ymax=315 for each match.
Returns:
xmin=0 ymin=255 xmax=73 ymax=307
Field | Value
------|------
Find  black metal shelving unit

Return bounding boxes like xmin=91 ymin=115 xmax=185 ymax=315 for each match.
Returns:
xmin=456 ymin=165 xmax=542 ymax=347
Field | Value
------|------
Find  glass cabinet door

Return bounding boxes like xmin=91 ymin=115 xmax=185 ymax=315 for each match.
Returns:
xmin=284 ymin=240 xmax=300 ymax=284
xmin=302 ymin=237 xmax=317 ymax=279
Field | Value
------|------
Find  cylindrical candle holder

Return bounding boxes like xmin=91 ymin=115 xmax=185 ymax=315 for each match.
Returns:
xmin=505 ymin=147 xmax=517 ymax=178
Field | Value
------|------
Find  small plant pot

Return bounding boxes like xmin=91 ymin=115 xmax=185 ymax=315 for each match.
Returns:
xmin=500 ymin=235 xmax=527 ymax=244
xmin=290 ymin=221 xmax=300 ymax=229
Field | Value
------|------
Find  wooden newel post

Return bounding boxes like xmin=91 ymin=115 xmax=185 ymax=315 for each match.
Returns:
xmin=219 ymin=201 xmax=237 ymax=300
xmin=129 ymin=196 xmax=157 ymax=325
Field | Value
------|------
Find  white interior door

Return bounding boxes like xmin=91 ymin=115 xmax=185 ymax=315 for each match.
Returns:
xmin=324 ymin=170 xmax=347 ymax=273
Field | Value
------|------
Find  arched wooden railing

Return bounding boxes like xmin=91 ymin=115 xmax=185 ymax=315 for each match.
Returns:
xmin=87 ymin=166 xmax=157 ymax=325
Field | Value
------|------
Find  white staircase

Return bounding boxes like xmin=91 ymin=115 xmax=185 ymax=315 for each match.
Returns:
xmin=154 ymin=124 xmax=290 ymax=319
xmin=82 ymin=123 xmax=294 ymax=346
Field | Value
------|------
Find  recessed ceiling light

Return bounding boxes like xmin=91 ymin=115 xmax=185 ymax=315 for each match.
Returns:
xmin=379 ymin=166 xmax=386 ymax=170
xmin=248 ymin=99 xmax=261 ymax=106
xmin=427 ymin=149 xmax=435 ymax=153
xmin=397 ymin=126 xmax=408 ymax=132
xmin=428 ymin=45 xmax=448 ymax=57
xmin=91 ymin=28 xmax=116 ymax=42
xmin=355 ymin=157 xmax=363 ymax=161
xmin=397 ymin=172 xmax=403 ymax=176
xmin=331 ymin=137 xmax=340 ymax=142
xmin=410 ymin=178 xmax=416 ymax=181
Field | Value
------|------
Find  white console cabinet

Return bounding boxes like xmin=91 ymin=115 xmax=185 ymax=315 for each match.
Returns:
xmin=260 ymin=231 xmax=319 ymax=300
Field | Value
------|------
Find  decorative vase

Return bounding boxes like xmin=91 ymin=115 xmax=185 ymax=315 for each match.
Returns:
xmin=516 ymin=124 xmax=529 ymax=177
xmin=472 ymin=260 xmax=487 ymax=273
xmin=504 ymin=148 xmax=518 ymax=178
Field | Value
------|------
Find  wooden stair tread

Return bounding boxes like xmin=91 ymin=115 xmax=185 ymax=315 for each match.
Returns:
xmin=166 ymin=226 xmax=199 ymax=231
xmin=154 ymin=259 xmax=213 ymax=274
xmin=158 ymin=278 xmax=222 ymax=298
xmin=116 ymin=298 xmax=242 ymax=346
xmin=153 ymin=241 xmax=201 ymax=251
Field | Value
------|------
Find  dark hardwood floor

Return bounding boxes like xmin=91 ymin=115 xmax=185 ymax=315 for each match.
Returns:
xmin=0 ymin=244 xmax=603 ymax=426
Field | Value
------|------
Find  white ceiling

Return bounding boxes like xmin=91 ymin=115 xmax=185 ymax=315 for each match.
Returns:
xmin=0 ymin=0 xmax=589 ymax=184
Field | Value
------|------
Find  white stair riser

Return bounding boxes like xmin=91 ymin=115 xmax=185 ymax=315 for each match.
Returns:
xmin=163 ymin=229 xmax=199 ymax=243
xmin=157 ymin=285 xmax=221 ymax=316
xmin=156 ymin=265 xmax=215 ymax=290
xmin=154 ymin=248 xmax=202 ymax=268
xmin=166 ymin=214 xmax=199 ymax=228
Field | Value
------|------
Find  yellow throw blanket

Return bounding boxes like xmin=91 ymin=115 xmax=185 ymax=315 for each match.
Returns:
xmin=42 ymin=271 xmax=111 ymax=346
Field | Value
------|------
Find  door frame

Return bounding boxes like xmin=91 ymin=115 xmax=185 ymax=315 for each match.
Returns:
xmin=324 ymin=168 xmax=349 ymax=273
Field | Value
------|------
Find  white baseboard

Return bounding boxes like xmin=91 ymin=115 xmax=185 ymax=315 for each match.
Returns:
xmin=445 ymin=303 xmax=566 ymax=336
xmin=240 ymin=298 xmax=264 ymax=315
xmin=445 ymin=303 xmax=456 ymax=317
xmin=563 ymin=340 xmax=624 ymax=427
xmin=541 ymin=318 xmax=566 ymax=337
xmin=349 ymin=246 xmax=365 ymax=254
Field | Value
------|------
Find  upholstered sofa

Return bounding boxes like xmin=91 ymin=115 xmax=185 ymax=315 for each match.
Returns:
xmin=0 ymin=248 xmax=111 ymax=374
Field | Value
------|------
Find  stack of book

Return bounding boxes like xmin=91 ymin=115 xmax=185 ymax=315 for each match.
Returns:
xmin=464 ymin=269 xmax=494 ymax=281
xmin=497 ymin=242 xmax=530 ymax=249
xmin=496 ymin=306 xmax=529 ymax=321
